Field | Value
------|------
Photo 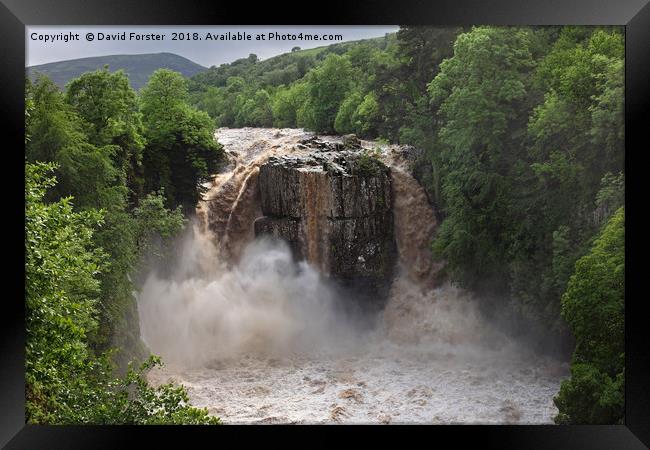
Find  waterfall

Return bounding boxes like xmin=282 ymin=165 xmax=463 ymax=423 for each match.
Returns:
xmin=137 ymin=127 xmax=566 ymax=424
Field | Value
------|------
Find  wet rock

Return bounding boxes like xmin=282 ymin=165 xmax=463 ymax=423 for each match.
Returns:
xmin=297 ymin=136 xmax=345 ymax=152
xmin=254 ymin=217 xmax=303 ymax=259
xmin=256 ymin=150 xmax=397 ymax=310
xmin=342 ymin=134 xmax=361 ymax=148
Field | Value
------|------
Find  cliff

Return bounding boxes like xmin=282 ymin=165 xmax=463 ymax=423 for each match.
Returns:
xmin=254 ymin=138 xmax=397 ymax=309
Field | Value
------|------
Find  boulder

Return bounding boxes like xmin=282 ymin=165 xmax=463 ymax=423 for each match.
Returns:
xmin=342 ymin=134 xmax=361 ymax=149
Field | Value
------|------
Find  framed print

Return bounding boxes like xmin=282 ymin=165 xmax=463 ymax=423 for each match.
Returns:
xmin=2 ymin=0 xmax=649 ymax=447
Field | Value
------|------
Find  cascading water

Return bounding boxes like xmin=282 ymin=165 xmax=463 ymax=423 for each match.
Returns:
xmin=138 ymin=128 xmax=567 ymax=424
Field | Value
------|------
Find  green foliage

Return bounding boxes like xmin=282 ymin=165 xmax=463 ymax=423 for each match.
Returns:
xmin=554 ymin=207 xmax=624 ymax=424
xmin=529 ymin=29 xmax=623 ymax=178
xmin=77 ymin=355 xmax=220 ymax=425
xmin=397 ymin=26 xmax=463 ymax=89
xmin=378 ymin=27 xmax=461 ymax=143
xmin=354 ymin=92 xmax=381 ymax=137
xmin=236 ymin=89 xmax=274 ymax=127
xmin=424 ymin=26 xmax=624 ymax=345
xmin=334 ymin=90 xmax=364 ymax=135
xmin=65 ymin=68 xmax=145 ymax=200
xmin=187 ymin=30 xmax=457 ymax=141
xmin=554 ymin=364 xmax=624 ymax=425
xmin=132 ymin=191 xmax=186 ymax=280
xmin=351 ymin=149 xmax=384 ymax=177
xmin=26 ymin=163 xmax=217 ymax=424
xmin=301 ymin=54 xmax=354 ymax=133
xmin=141 ymin=69 xmax=224 ymax=213
xmin=188 ymin=36 xmax=391 ymax=96
xmin=133 ymin=191 xmax=186 ymax=254
xmin=428 ymin=27 xmax=535 ymax=153
xmin=272 ymin=82 xmax=308 ymax=128
xmin=26 ymin=64 xmax=221 ymax=423
xmin=27 ymin=74 xmax=136 ymax=355
xmin=26 ymin=162 xmax=103 ymax=423
xmin=512 ymin=27 xmax=624 ymax=328
xmin=594 ymin=172 xmax=624 ymax=226
xmin=26 ymin=76 xmax=89 ymax=166
xmin=428 ymin=26 xmax=539 ymax=294
xmin=54 ymin=143 xmax=124 ymax=209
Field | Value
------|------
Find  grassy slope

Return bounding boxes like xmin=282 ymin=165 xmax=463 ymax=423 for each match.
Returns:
xmin=188 ymin=34 xmax=396 ymax=93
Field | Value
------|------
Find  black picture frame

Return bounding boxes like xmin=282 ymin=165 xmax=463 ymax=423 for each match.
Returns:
xmin=2 ymin=0 xmax=648 ymax=447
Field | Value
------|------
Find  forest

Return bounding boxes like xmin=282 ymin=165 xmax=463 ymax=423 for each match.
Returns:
xmin=25 ymin=25 xmax=624 ymax=424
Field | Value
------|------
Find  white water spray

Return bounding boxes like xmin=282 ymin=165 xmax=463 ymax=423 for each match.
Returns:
xmin=139 ymin=233 xmax=366 ymax=366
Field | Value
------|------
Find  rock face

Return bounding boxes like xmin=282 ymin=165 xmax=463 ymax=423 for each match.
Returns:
xmin=255 ymin=144 xmax=397 ymax=310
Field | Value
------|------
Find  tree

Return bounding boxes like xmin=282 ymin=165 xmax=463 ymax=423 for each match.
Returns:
xmin=61 ymin=70 xmax=146 ymax=356
xmin=26 ymin=162 xmax=106 ymax=422
xmin=65 ymin=68 xmax=145 ymax=202
xmin=334 ymin=90 xmax=381 ymax=138
xmin=529 ymin=28 xmax=624 ymax=191
xmin=554 ymin=207 xmax=624 ymax=424
xmin=397 ymin=26 xmax=462 ymax=90
xmin=366 ymin=26 xmax=461 ymax=143
xmin=277 ymin=81 xmax=309 ymax=128
xmin=334 ymin=90 xmax=363 ymax=134
xmin=199 ymin=86 xmax=238 ymax=127
xmin=236 ymin=89 xmax=273 ymax=127
xmin=26 ymin=74 xmax=135 ymax=355
xmin=26 ymin=76 xmax=86 ymax=165
xmin=27 ymin=70 xmax=197 ymax=363
xmin=510 ymin=27 xmax=625 ymax=331
xmin=354 ymin=92 xmax=381 ymax=137
xmin=140 ymin=69 xmax=224 ymax=214
xmin=428 ymin=26 xmax=539 ymax=295
xmin=25 ymin=162 xmax=218 ymax=425
xmin=301 ymin=54 xmax=353 ymax=133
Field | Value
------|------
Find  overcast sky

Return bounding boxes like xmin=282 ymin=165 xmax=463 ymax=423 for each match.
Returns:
xmin=26 ymin=26 xmax=399 ymax=67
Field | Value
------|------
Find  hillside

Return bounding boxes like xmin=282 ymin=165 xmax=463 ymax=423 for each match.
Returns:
xmin=27 ymin=52 xmax=207 ymax=90
xmin=188 ymin=33 xmax=396 ymax=94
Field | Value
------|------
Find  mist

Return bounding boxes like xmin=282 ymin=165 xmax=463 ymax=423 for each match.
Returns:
xmin=138 ymin=228 xmax=367 ymax=367
xmin=138 ymin=218 xmax=523 ymax=367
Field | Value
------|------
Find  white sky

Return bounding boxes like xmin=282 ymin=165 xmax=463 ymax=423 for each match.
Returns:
xmin=26 ymin=26 xmax=399 ymax=67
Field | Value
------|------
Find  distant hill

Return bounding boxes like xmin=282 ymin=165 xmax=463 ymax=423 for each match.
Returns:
xmin=27 ymin=52 xmax=208 ymax=90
